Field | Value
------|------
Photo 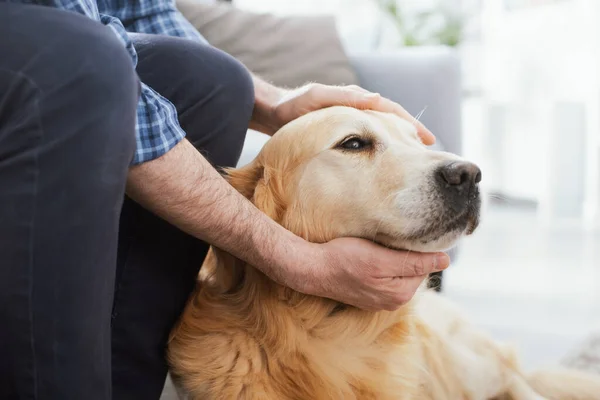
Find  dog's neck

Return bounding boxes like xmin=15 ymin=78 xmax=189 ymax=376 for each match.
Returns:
xmin=204 ymin=247 xmax=342 ymax=314
xmin=201 ymin=247 xmax=412 ymax=348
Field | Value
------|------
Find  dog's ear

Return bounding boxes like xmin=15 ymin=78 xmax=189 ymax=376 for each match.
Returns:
xmin=224 ymin=162 xmax=265 ymax=200
xmin=252 ymin=167 xmax=286 ymax=222
xmin=211 ymin=161 xmax=286 ymax=293
xmin=225 ymin=161 xmax=286 ymax=222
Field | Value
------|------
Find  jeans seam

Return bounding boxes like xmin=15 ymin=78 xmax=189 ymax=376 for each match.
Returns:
xmin=111 ymin=234 xmax=135 ymax=325
xmin=2 ymin=67 xmax=44 ymax=399
xmin=30 ymin=92 xmax=41 ymax=400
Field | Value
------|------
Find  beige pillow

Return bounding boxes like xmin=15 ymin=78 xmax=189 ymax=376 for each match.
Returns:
xmin=176 ymin=0 xmax=359 ymax=88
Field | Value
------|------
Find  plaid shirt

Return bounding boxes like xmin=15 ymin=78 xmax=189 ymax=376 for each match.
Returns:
xmin=10 ymin=0 xmax=207 ymax=164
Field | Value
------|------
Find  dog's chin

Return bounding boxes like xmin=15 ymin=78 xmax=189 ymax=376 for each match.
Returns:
xmin=375 ymin=230 xmax=464 ymax=253
xmin=402 ymin=230 xmax=466 ymax=253
xmin=374 ymin=208 xmax=480 ymax=253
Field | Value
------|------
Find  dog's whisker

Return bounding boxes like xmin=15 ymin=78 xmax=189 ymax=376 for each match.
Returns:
xmin=413 ymin=106 xmax=428 ymax=125
xmin=487 ymin=193 xmax=508 ymax=202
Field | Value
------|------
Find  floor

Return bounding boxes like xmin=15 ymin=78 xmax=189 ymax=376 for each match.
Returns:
xmin=160 ymin=202 xmax=600 ymax=398
xmin=443 ymin=201 xmax=600 ymax=370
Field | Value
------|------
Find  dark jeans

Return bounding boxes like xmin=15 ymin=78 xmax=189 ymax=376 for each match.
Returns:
xmin=0 ymin=3 xmax=254 ymax=399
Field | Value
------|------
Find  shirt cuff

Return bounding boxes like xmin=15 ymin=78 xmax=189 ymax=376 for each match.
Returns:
xmin=132 ymin=82 xmax=186 ymax=165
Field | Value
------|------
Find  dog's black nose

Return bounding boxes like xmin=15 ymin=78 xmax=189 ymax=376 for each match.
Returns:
xmin=438 ymin=161 xmax=481 ymax=188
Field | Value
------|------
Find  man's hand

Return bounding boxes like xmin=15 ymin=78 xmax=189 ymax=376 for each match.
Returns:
xmin=126 ymin=139 xmax=447 ymax=311
xmin=250 ymin=78 xmax=436 ymax=146
xmin=297 ymin=238 xmax=449 ymax=311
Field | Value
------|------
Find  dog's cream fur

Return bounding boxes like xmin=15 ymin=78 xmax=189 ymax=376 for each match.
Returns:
xmin=168 ymin=107 xmax=600 ymax=399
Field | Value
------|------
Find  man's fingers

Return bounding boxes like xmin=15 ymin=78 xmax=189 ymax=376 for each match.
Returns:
xmin=417 ymin=130 xmax=437 ymax=146
xmin=380 ymin=275 xmax=427 ymax=310
xmin=307 ymin=84 xmax=374 ymax=110
xmin=382 ymin=251 xmax=449 ymax=278
xmin=360 ymin=94 xmax=436 ymax=146
xmin=314 ymin=86 xmax=437 ymax=146
xmin=345 ymin=84 xmax=371 ymax=94
xmin=407 ymin=252 xmax=449 ymax=277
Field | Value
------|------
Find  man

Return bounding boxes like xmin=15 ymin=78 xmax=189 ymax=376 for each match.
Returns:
xmin=0 ymin=0 xmax=450 ymax=398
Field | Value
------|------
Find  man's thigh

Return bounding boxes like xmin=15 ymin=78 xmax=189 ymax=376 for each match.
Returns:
xmin=0 ymin=4 xmax=138 ymax=399
xmin=111 ymin=34 xmax=254 ymax=399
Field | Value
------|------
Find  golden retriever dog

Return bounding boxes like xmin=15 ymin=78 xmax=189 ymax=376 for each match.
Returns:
xmin=167 ymin=106 xmax=600 ymax=399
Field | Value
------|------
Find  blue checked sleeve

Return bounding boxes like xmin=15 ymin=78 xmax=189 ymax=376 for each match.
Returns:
xmin=102 ymin=0 xmax=208 ymax=43
xmin=101 ymin=12 xmax=190 ymax=164
xmin=100 ymin=0 xmax=210 ymax=164
xmin=132 ymin=84 xmax=187 ymax=163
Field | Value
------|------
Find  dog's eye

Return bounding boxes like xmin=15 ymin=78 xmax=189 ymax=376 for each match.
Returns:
xmin=338 ymin=137 xmax=371 ymax=151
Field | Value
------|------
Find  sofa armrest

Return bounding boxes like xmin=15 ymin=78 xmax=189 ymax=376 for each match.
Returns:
xmin=238 ymin=47 xmax=463 ymax=168
xmin=348 ymin=46 xmax=462 ymax=155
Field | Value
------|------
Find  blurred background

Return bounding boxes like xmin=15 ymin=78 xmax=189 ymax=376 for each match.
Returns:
xmin=178 ymin=0 xmax=600 ymax=373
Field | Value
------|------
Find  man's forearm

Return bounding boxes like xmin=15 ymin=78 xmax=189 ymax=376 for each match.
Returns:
xmin=126 ymin=139 xmax=314 ymax=286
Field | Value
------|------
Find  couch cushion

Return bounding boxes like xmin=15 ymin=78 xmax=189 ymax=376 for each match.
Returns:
xmin=176 ymin=0 xmax=359 ymax=88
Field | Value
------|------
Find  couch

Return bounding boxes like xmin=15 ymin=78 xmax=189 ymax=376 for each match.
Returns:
xmin=238 ymin=47 xmax=463 ymax=168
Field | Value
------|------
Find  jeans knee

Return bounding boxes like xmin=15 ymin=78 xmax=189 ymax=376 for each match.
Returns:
xmin=71 ymin=29 xmax=139 ymax=155
xmin=4 ymin=5 xmax=138 ymax=99
xmin=166 ymin=40 xmax=255 ymax=136
xmin=51 ymin=23 xmax=139 ymax=159
xmin=205 ymin=56 xmax=254 ymax=168
xmin=3 ymin=5 xmax=139 ymax=154
xmin=221 ymin=55 xmax=255 ymax=130
xmin=215 ymin=55 xmax=255 ymax=156
xmin=152 ymin=40 xmax=254 ymax=166
xmin=58 ymin=15 xmax=139 ymax=120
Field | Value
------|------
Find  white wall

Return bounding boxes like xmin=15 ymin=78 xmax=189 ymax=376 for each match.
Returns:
xmin=476 ymin=0 xmax=597 ymax=212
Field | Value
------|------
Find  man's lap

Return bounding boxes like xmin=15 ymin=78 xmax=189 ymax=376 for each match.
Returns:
xmin=0 ymin=4 xmax=138 ymax=399
xmin=0 ymin=7 xmax=255 ymax=398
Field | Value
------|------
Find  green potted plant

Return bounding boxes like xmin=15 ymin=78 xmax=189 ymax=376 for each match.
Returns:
xmin=374 ymin=0 xmax=465 ymax=47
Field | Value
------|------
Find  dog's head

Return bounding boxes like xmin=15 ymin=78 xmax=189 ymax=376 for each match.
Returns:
xmin=228 ymin=106 xmax=481 ymax=253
